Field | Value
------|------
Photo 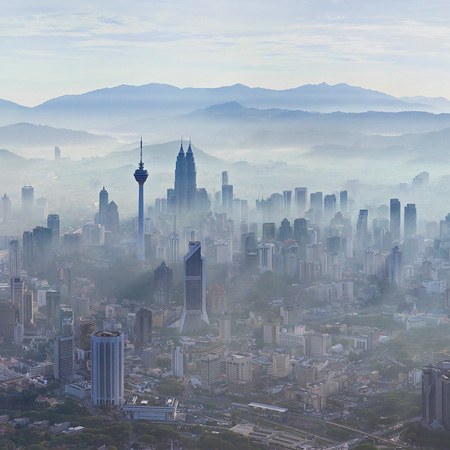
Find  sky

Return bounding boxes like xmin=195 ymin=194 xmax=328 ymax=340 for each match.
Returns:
xmin=3 ymin=0 xmax=450 ymax=106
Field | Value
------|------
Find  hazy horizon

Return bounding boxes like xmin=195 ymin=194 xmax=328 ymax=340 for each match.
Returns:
xmin=4 ymin=0 xmax=450 ymax=105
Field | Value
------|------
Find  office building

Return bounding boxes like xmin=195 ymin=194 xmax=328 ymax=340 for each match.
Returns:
xmin=91 ymin=331 xmax=124 ymax=407
xmin=219 ymin=314 xmax=231 ymax=344
xmin=180 ymin=241 xmax=209 ymax=334
xmin=23 ymin=291 xmax=33 ymax=330
xmin=135 ymin=308 xmax=152 ymax=350
xmin=172 ymin=346 xmax=184 ymax=377
xmin=134 ymin=139 xmax=149 ymax=261
xmin=79 ymin=317 xmax=96 ymax=351
xmin=11 ymin=277 xmax=24 ymax=324
xmin=294 ymin=187 xmax=307 ymax=216
xmin=339 ymin=190 xmax=348 ymax=214
xmin=98 ymin=186 xmax=109 ymax=226
xmin=47 ymin=214 xmax=61 ymax=249
xmin=199 ymin=354 xmax=222 ymax=390
xmin=22 ymin=231 xmax=34 ymax=274
xmin=154 ymin=261 xmax=173 ymax=306
xmin=8 ymin=240 xmax=20 ymax=278
xmin=54 ymin=335 xmax=74 ymax=381
xmin=226 ymin=354 xmax=253 ymax=382
xmin=283 ymin=190 xmax=292 ymax=215
xmin=46 ymin=290 xmax=61 ymax=331
xmin=33 ymin=226 xmax=52 ymax=270
xmin=422 ymin=361 xmax=450 ymax=431
xmin=390 ymin=198 xmax=401 ymax=242
xmin=324 ymin=194 xmax=337 ymax=221
xmin=222 ymin=184 xmax=234 ymax=214
xmin=404 ymin=203 xmax=417 ymax=239
xmin=21 ymin=185 xmax=34 ymax=219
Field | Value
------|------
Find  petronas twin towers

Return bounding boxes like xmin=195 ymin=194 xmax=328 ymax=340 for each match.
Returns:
xmin=174 ymin=140 xmax=197 ymax=218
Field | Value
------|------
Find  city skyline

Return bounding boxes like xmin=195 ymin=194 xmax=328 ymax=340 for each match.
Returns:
xmin=3 ymin=0 xmax=450 ymax=105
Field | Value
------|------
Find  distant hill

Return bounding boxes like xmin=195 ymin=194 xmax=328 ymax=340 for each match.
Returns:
xmin=0 ymin=82 xmax=438 ymax=130
xmin=105 ymin=140 xmax=223 ymax=169
xmin=0 ymin=123 xmax=116 ymax=154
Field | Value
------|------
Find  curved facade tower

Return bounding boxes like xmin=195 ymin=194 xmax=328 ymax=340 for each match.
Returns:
xmin=180 ymin=241 xmax=209 ymax=334
xmin=91 ymin=331 xmax=124 ymax=407
xmin=134 ymin=139 xmax=148 ymax=260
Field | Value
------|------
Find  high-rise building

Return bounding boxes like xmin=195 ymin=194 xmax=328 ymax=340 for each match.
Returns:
xmin=106 ymin=201 xmax=120 ymax=235
xmin=355 ymin=209 xmax=369 ymax=259
xmin=390 ymin=198 xmax=401 ymax=242
xmin=60 ymin=306 xmax=74 ymax=336
xmin=185 ymin=141 xmax=197 ymax=209
xmin=135 ymin=308 xmax=152 ymax=350
xmin=226 ymin=354 xmax=253 ymax=382
xmin=283 ymin=190 xmax=292 ymax=215
xmin=98 ymin=186 xmax=109 ymax=226
xmin=54 ymin=335 xmax=74 ymax=380
xmin=180 ymin=241 xmax=209 ymax=334
xmin=33 ymin=226 xmax=52 ymax=271
xmin=47 ymin=214 xmax=61 ymax=249
xmin=172 ymin=346 xmax=184 ymax=378
xmin=54 ymin=146 xmax=61 ymax=160
xmin=22 ymin=231 xmax=34 ymax=274
xmin=79 ymin=317 xmax=96 ymax=351
xmin=199 ymin=354 xmax=222 ymax=390
xmin=294 ymin=187 xmax=307 ymax=217
xmin=154 ymin=261 xmax=173 ymax=306
xmin=389 ymin=246 xmax=403 ymax=287
xmin=262 ymin=223 xmax=276 ymax=242
xmin=219 ymin=314 xmax=231 ymax=344
xmin=134 ymin=139 xmax=149 ymax=261
xmin=21 ymin=185 xmax=34 ymax=219
xmin=11 ymin=277 xmax=24 ymax=324
xmin=8 ymin=240 xmax=20 ymax=278
xmin=339 ymin=190 xmax=348 ymax=214
xmin=91 ymin=331 xmax=124 ymax=407
xmin=278 ymin=218 xmax=293 ymax=242
xmin=23 ymin=291 xmax=33 ymax=331
xmin=46 ymin=290 xmax=61 ymax=331
xmin=222 ymin=184 xmax=233 ymax=214
xmin=422 ymin=361 xmax=450 ymax=431
xmin=404 ymin=203 xmax=417 ymax=239
xmin=2 ymin=193 xmax=11 ymax=223
xmin=324 ymin=194 xmax=337 ymax=221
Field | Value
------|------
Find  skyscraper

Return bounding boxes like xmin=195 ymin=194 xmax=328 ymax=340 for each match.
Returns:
xmin=294 ymin=187 xmax=307 ymax=217
xmin=404 ymin=203 xmax=417 ymax=239
xmin=422 ymin=361 xmax=450 ymax=431
xmin=21 ymin=185 xmax=34 ymax=219
xmin=134 ymin=139 xmax=148 ymax=261
xmin=98 ymin=186 xmax=109 ymax=226
xmin=185 ymin=141 xmax=197 ymax=210
xmin=174 ymin=141 xmax=187 ymax=215
xmin=180 ymin=241 xmax=209 ymax=334
xmin=390 ymin=198 xmax=401 ymax=242
xmin=22 ymin=231 xmax=34 ymax=274
xmin=339 ymin=190 xmax=348 ymax=214
xmin=47 ymin=214 xmax=61 ymax=249
xmin=54 ymin=335 xmax=74 ymax=381
xmin=174 ymin=140 xmax=199 ymax=220
xmin=324 ymin=194 xmax=337 ymax=221
xmin=135 ymin=308 xmax=152 ymax=350
xmin=91 ymin=331 xmax=124 ymax=407
xmin=8 ymin=240 xmax=20 ymax=278
xmin=154 ymin=261 xmax=173 ymax=306
xmin=46 ymin=290 xmax=61 ymax=332
xmin=283 ymin=190 xmax=292 ymax=215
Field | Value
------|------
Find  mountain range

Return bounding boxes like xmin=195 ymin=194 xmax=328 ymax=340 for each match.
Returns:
xmin=0 ymin=82 xmax=448 ymax=131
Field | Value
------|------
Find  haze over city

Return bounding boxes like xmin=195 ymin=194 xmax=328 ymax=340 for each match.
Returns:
xmin=2 ymin=1 xmax=450 ymax=450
